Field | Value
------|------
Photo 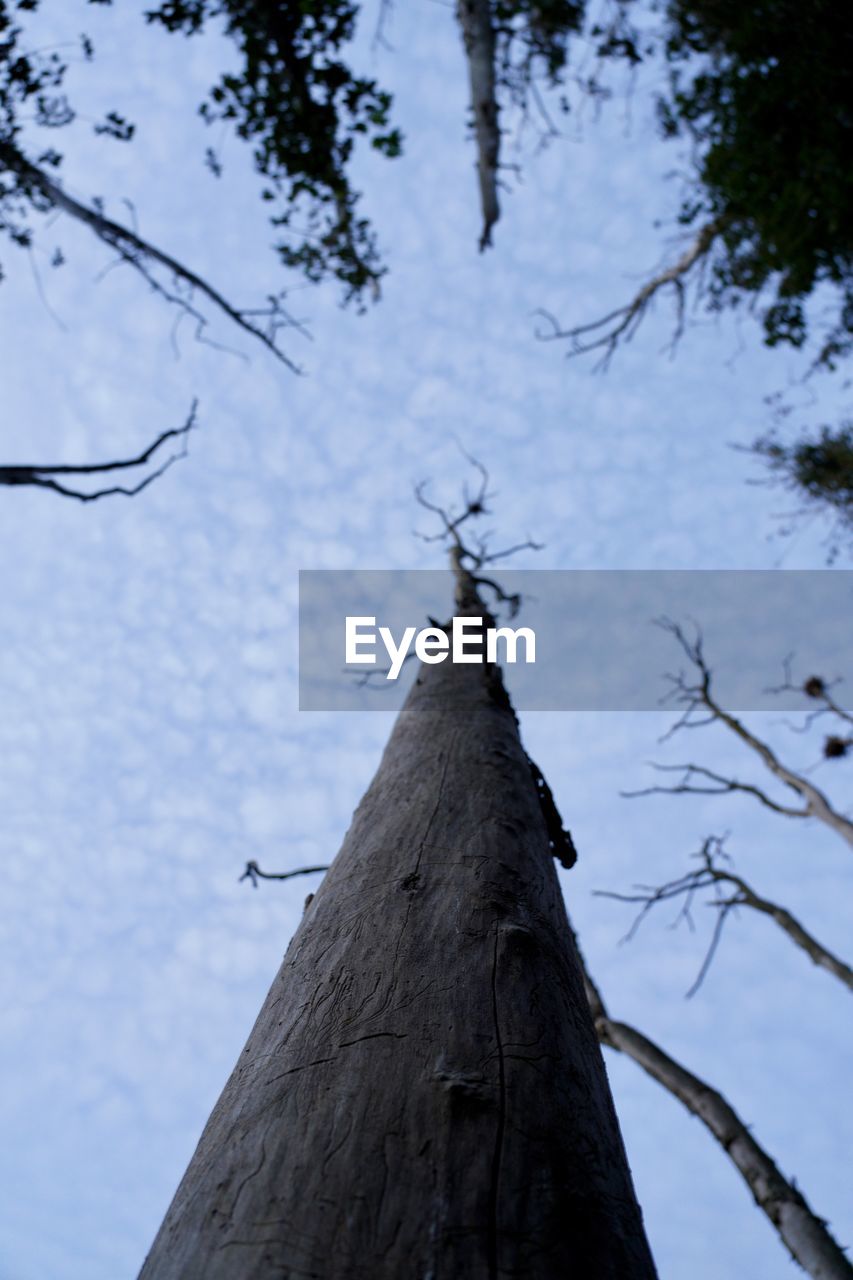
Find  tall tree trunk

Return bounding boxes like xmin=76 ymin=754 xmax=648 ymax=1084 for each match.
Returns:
xmin=139 ymin=619 xmax=656 ymax=1277
xmin=456 ymin=0 xmax=501 ymax=250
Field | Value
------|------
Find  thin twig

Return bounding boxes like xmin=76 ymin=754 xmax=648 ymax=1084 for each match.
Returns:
xmin=240 ymin=860 xmax=329 ymax=888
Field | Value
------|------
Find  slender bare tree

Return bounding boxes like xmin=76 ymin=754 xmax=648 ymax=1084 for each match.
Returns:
xmin=138 ymin=483 xmax=656 ymax=1279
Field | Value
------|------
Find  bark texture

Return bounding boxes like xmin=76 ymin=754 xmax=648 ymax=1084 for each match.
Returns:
xmin=140 ymin=652 xmax=656 ymax=1278
xmin=456 ymin=0 xmax=501 ymax=250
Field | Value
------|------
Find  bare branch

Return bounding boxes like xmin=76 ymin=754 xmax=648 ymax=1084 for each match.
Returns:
xmin=468 ymin=572 xmax=522 ymax=617
xmin=622 ymin=762 xmax=810 ymax=818
xmin=599 ymin=835 xmax=853 ymax=996
xmin=807 ymin=681 xmax=853 ymax=730
xmin=598 ymin=1014 xmax=853 ymax=1279
xmin=239 ymin=860 xmax=329 ymax=888
xmin=372 ymin=0 xmax=396 ymax=52
xmin=570 ymin=923 xmax=853 ymax=1280
xmin=477 ymin=537 xmax=544 ymax=564
xmin=648 ymin=619 xmax=853 ymax=849
xmin=0 ymin=403 xmax=197 ymax=501
xmin=0 ymin=142 xmax=305 ymax=372
xmin=414 ymin=455 xmax=541 ymax=616
xmin=455 ymin=0 xmax=500 ymax=250
xmin=346 ymin=650 xmax=417 ymax=687
xmin=533 ymin=220 xmax=721 ymax=369
xmin=765 ymin=663 xmax=853 ymax=736
xmin=728 ymin=883 xmax=853 ymax=994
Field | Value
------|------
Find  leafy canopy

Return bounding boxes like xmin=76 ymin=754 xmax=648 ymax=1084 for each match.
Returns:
xmin=0 ymin=0 xmax=583 ymax=302
xmin=658 ymin=0 xmax=853 ymax=367
xmin=1 ymin=0 xmax=852 ymax=546
xmin=2 ymin=0 xmax=852 ymax=344
xmin=0 ymin=0 xmax=404 ymax=302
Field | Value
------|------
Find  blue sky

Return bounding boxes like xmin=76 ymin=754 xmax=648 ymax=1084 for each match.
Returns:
xmin=0 ymin=4 xmax=851 ymax=1277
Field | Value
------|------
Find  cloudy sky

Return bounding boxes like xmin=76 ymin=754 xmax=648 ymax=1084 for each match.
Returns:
xmin=0 ymin=3 xmax=850 ymax=1277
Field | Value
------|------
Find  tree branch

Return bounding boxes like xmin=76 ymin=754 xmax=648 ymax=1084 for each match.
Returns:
xmin=766 ymin=665 xmax=853 ymax=752
xmin=622 ymin=762 xmax=810 ymax=818
xmin=534 ymin=220 xmax=722 ymax=369
xmin=648 ymin=620 xmax=853 ymax=849
xmin=0 ymin=403 xmax=197 ymax=501
xmin=414 ymin=450 xmax=542 ymax=616
xmin=574 ymin=929 xmax=853 ymax=1280
xmin=0 ymin=142 xmax=304 ymax=372
xmin=598 ymin=835 xmax=853 ymax=996
xmin=239 ymin=860 xmax=329 ymax=888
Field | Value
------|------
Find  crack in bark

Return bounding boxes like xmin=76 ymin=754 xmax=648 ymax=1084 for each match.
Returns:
xmin=322 ymin=1116 xmax=355 ymax=1179
xmin=487 ymin=922 xmax=507 ymax=1280
xmin=228 ymin=1139 xmax=266 ymax=1219
xmin=265 ymin=1056 xmax=337 ymax=1085
xmin=392 ymin=732 xmax=459 ymax=977
xmin=338 ymin=1032 xmax=408 ymax=1048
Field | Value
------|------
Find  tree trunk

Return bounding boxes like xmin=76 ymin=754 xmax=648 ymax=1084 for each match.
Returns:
xmin=456 ymin=0 xmax=501 ymax=250
xmin=139 ymin=642 xmax=656 ymax=1278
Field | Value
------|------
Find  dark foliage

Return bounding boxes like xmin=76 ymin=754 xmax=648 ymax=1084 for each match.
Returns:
xmin=4 ymin=0 xmax=853 ymax=529
xmin=145 ymin=0 xmax=402 ymax=304
xmin=0 ymin=0 xmax=79 ymax=263
xmin=753 ymin=424 xmax=853 ymax=549
xmin=0 ymin=0 xmax=404 ymax=303
xmin=494 ymin=0 xmax=584 ymax=95
xmin=3 ymin=1 xmax=851 ymax=328
xmin=658 ymin=0 xmax=853 ymax=367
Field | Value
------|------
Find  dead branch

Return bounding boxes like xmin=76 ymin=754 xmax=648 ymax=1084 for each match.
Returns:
xmin=766 ymin=662 xmax=853 ymax=745
xmin=347 ymin=651 xmax=417 ymax=686
xmin=239 ymin=860 xmax=329 ymax=888
xmin=805 ymin=679 xmax=853 ymax=729
xmin=414 ymin=452 xmax=542 ymax=615
xmin=0 ymin=403 xmax=197 ymax=501
xmin=598 ymin=835 xmax=853 ymax=996
xmin=622 ymin=762 xmax=810 ymax=819
xmin=455 ymin=0 xmax=500 ymax=250
xmin=645 ymin=619 xmax=853 ymax=849
xmin=474 ymin=537 xmax=544 ymax=564
xmin=533 ymin=219 xmax=722 ymax=369
xmin=0 ymin=142 xmax=304 ymax=372
xmin=573 ymin=926 xmax=853 ymax=1280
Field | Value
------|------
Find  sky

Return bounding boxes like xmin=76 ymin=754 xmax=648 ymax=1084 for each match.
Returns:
xmin=0 ymin=3 xmax=851 ymax=1278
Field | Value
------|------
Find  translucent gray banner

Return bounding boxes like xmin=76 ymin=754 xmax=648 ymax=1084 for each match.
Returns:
xmin=298 ymin=570 xmax=852 ymax=712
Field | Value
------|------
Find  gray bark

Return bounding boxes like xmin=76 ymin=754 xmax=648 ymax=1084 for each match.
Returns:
xmin=139 ymin=648 xmax=656 ymax=1277
xmin=456 ymin=0 xmax=501 ymax=250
